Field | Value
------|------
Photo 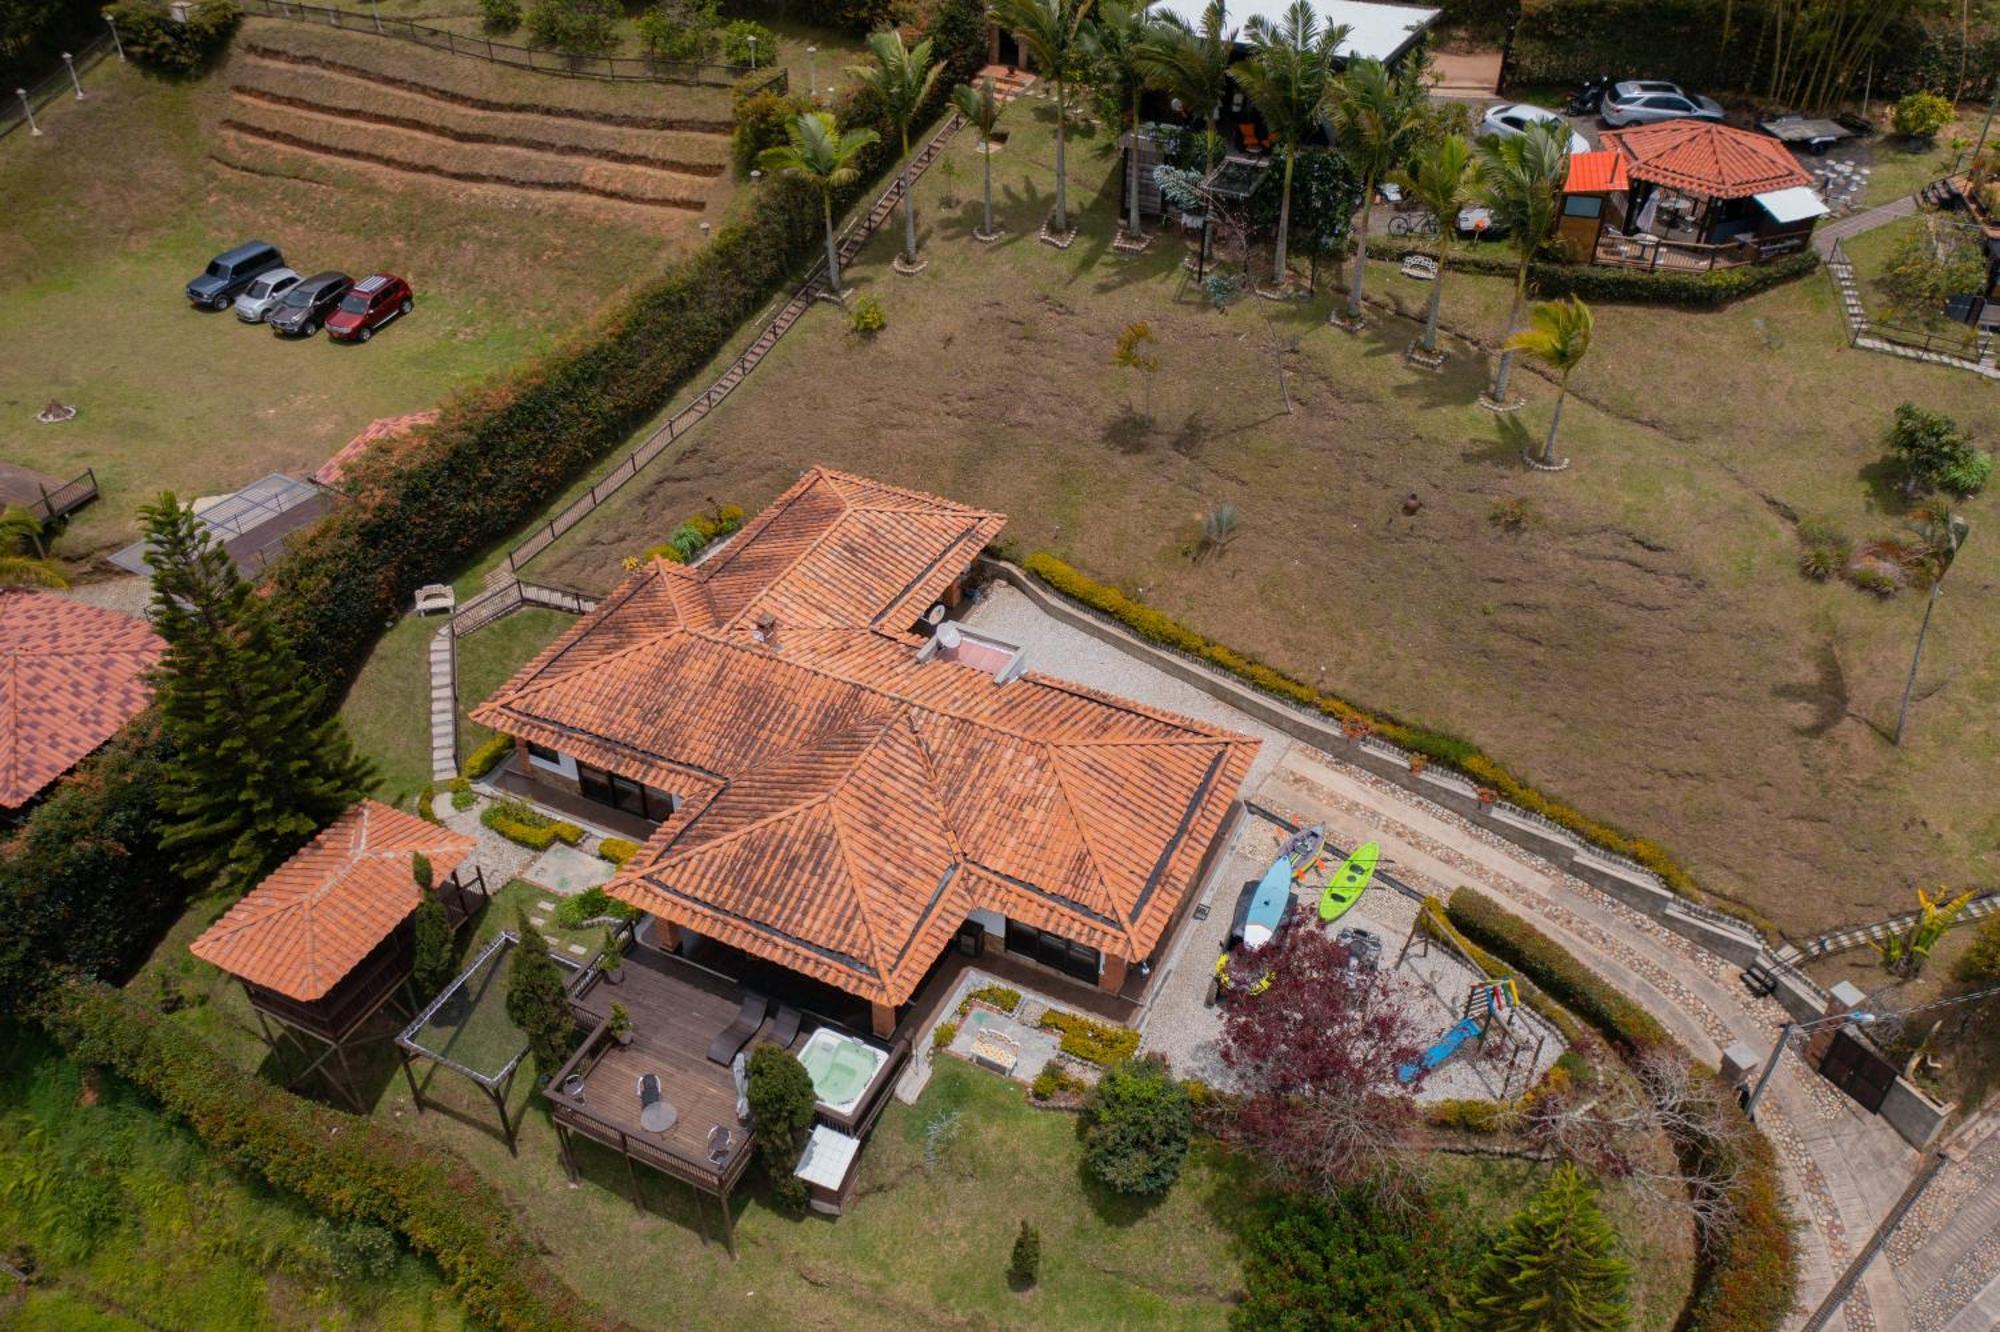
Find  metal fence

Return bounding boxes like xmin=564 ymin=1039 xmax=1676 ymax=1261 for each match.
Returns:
xmin=245 ymin=0 xmax=787 ymax=90
xmin=2 ymin=34 xmax=116 ymax=141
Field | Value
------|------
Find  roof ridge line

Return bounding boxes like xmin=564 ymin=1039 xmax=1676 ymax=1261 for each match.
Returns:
xmin=712 ymin=475 xmax=861 ymax=631
xmin=679 ymin=467 xmax=833 ymax=604
xmin=1043 ymin=747 xmax=1141 ymax=943
xmin=484 ymin=570 xmax=681 ymax=709
xmin=484 ymin=618 xmax=688 ymax=714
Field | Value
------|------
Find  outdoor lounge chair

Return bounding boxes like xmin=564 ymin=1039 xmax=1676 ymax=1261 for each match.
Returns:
xmin=768 ymin=1004 xmax=802 ymax=1049
xmin=706 ymin=992 xmax=769 ymax=1065
xmin=707 ymin=1124 xmax=733 ymax=1166
xmin=638 ymin=1072 xmax=662 ymax=1111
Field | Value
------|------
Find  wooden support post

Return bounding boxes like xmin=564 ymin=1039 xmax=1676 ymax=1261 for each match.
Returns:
xmin=619 ymin=1134 xmax=644 ymax=1213
xmin=557 ymin=1122 xmax=580 ymax=1184
xmin=1099 ymin=954 xmax=1129 ymax=994
xmin=720 ymin=1184 xmax=737 ymax=1258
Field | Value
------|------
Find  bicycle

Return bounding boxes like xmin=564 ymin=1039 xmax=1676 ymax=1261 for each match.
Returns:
xmin=1388 ymin=213 xmax=1440 ymax=237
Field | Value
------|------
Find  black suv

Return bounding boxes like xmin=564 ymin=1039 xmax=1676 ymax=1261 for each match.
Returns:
xmin=268 ymin=271 xmax=353 ymax=338
xmin=186 ymin=240 xmax=284 ymax=310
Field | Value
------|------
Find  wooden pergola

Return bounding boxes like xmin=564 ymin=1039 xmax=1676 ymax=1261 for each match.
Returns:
xmin=190 ymin=801 xmax=486 ymax=1111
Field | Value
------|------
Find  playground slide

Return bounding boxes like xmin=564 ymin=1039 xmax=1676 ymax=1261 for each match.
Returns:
xmin=1397 ymin=1017 xmax=1482 ymax=1084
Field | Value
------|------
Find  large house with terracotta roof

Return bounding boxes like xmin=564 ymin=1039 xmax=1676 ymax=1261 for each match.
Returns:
xmin=473 ymin=469 xmax=1258 ymax=1036
xmin=0 ymin=590 xmax=163 ymax=811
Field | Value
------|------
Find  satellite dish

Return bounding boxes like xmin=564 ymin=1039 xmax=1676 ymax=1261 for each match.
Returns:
xmin=935 ymin=622 xmax=962 ymax=650
xmin=925 ymin=603 xmax=947 ymax=625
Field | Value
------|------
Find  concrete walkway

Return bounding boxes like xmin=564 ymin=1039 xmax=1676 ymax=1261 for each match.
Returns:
xmin=1814 ymin=194 xmax=1919 ymax=256
xmin=964 ymin=580 xmax=1926 ymax=1331
xmin=427 ymin=624 xmax=456 ymax=782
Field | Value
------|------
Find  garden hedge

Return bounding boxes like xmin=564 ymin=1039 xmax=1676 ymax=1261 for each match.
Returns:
xmin=33 ymin=978 xmax=627 ymax=1332
xmin=1018 ymin=552 xmax=1744 ymax=922
xmin=1442 ymin=888 xmax=1797 ymax=1332
xmin=1371 ymin=236 xmax=1820 ymax=309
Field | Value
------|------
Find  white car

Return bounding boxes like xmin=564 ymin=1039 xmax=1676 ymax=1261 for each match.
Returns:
xmin=1600 ymin=81 xmax=1725 ymax=127
xmin=234 ymin=267 xmax=302 ymax=323
xmin=1480 ymin=102 xmax=1591 ymax=156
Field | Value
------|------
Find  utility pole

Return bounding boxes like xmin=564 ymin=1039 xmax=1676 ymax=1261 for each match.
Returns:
xmin=1744 ymin=1010 xmax=1875 ymax=1120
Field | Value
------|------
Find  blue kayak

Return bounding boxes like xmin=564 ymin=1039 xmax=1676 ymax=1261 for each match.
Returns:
xmin=1242 ymin=824 xmax=1323 ymax=948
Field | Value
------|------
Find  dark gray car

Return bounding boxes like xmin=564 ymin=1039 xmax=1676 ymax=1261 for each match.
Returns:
xmin=268 ymin=271 xmax=352 ymax=338
xmin=186 ymin=240 xmax=284 ymax=310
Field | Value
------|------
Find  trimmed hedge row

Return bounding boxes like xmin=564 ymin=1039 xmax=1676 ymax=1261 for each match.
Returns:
xmin=1371 ymin=236 xmax=1820 ymax=309
xmin=480 ymin=800 xmax=584 ymax=850
xmin=33 ymin=979 xmax=626 ymax=1332
xmin=1415 ymin=896 xmax=1586 ymax=1048
xmin=463 ymin=733 xmax=514 ymax=780
xmin=1019 ymin=552 xmax=1734 ymax=920
xmin=1442 ymin=888 xmax=1798 ymax=1332
xmin=1038 ymin=1011 xmax=1142 ymax=1066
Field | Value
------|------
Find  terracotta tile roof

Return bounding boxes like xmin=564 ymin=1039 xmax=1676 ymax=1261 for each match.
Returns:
xmin=189 ymin=800 xmax=475 ymax=1001
xmin=0 ymin=591 xmax=163 ymax=809
xmin=1564 ymin=149 xmax=1630 ymax=195
xmin=473 ymin=469 xmax=1258 ymax=1007
xmin=312 ymin=411 xmax=439 ymax=489
xmin=1601 ymin=120 xmax=1811 ymax=199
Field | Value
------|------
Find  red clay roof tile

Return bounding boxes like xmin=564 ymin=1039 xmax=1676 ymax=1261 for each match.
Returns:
xmin=472 ymin=469 xmax=1258 ymax=1007
xmin=189 ymin=800 xmax=475 ymax=1001
xmin=0 ymin=591 xmax=163 ymax=808
xmin=1601 ymin=120 xmax=1811 ymax=199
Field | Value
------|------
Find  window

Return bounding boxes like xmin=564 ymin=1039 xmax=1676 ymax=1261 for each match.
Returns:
xmin=1004 ymin=920 xmax=1101 ymax=985
xmin=1564 ymin=195 xmax=1604 ymax=218
xmin=577 ymin=764 xmax=668 ymax=821
xmin=526 ymin=742 xmax=559 ymax=763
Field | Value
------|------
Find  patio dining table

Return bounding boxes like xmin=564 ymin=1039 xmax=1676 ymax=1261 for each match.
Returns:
xmin=640 ymin=1098 xmax=678 ymax=1133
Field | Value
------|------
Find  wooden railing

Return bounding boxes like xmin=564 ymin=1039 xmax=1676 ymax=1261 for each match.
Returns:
xmin=25 ymin=468 xmax=98 ymax=524
xmin=244 ymin=0 xmax=788 ymax=91
xmin=1593 ymin=232 xmax=1803 ymax=274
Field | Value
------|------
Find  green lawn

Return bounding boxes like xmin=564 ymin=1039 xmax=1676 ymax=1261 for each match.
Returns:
xmin=457 ymin=607 xmax=574 ymax=750
xmin=0 ymin=1027 xmax=467 ymax=1330
xmin=1841 ymin=211 xmax=1990 ymax=350
xmin=505 ymin=99 xmax=1998 ymax=936
xmin=338 ymin=612 xmax=434 ymax=805
xmin=0 ymin=52 xmax=669 ymax=560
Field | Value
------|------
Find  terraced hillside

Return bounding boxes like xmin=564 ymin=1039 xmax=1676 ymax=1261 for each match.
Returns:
xmin=219 ymin=18 xmax=735 ymax=223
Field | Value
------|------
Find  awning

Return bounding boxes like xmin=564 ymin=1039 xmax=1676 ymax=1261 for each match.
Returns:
xmin=1754 ymin=186 xmax=1830 ymax=225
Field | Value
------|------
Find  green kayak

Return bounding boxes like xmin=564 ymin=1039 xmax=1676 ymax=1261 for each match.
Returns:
xmin=1319 ymin=841 xmax=1380 ymax=922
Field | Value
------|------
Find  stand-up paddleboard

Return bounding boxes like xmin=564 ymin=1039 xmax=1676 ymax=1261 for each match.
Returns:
xmin=1319 ymin=840 xmax=1379 ymax=922
xmin=1242 ymin=824 xmax=1324 ymax=948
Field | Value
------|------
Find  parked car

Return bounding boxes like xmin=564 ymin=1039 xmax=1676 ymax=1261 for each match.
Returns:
xmin=1600 ymin=81 xmax=1725 ymax=127
xmin=186 ymin=240 xmax=284 ymax=311
xmin=232 ymin=267 xmax=302 ymax=323
xmin=268 ymin=271 xmax=352 ymax=338
xmin=324 ymin=273 xmax=414 ymax=343
xmin=1479 ymin=102 xmax=1591 ymax=156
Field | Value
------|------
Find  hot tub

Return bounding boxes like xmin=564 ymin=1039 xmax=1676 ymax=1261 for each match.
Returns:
xmin=797 ymin=1027 xmax=888 ymax=1117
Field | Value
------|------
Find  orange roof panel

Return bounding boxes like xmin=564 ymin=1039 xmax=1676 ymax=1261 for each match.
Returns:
xmin=472 ymin=469 xmax=1259 ymax=1008
xmin=189 ymin=800 xmax=475 ymax=1001
xmin=0 ymin=591 xmax=162 ymax=808
xmin=1564 ymin=149 xmax=1630 ymax=195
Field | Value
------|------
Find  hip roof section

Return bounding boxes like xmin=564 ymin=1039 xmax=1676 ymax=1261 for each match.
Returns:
xmin=0 ymin=590 xmax=163 ymax=809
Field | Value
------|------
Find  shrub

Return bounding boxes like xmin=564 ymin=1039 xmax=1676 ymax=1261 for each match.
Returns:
xmin=1847 ymin=562 xmax=1903 ymax=598
xmin=1489 ymin=496 xmax=1539 ymax=532
xmin=1893 ymin=90 xmax=1955 ymax=141
xmin=717 ymin=17 xmax=774 ymax=66
xmin=959 ymin=984 xmax=1021 ymax=1015
xmin=1079 ymin=1055 xmax=1192 ymax=1196
xmin=1008 ymin=1219 xmax=1040 ymax=1288
xmin=480 ymin=799 xmax=583 ymax=850
xmin=410 ymin=851 xmax=434 ymax=891
xmin=553 ymin=887 xmax=637 ymax=929
xmin=1030 ymin=1064 xmax=1088 ymax=1101
xmin=452 ymin=787 xmax=478 ymax=811
xmin=1235 ymin=1186 xmax=1483 ymax=1330
xmin=1880 ymin=216 xmax=1987 ymax=320
xmin=1954 ymin=914 xmax=2000 ymax=984
xmin=849 ymin=294 xmax=887 ymax=335
xmin=1424 ymin=1097 xmax=1510 ymax=1133
xmin=312 ymin=1218 xmax=400 ymax=1282
xmin=598 ymin=837 xmax=640 ymax=865
xmin=525 ymin=0 xmax=619 ymax=56
xmin=480 ymin=0 xmax=522 ymax=33
xmin=463 ymin=733 xmax=514 ymax=780
xmin=416 ymin=784 xmax=440 ymax=823
xmin=733 ymin=89 xmax=809 ymax=176
xmin=1796 ymin=516 xmax=1851 ymax=582
xmin=32 ymin=981 xmax=615 ymax=1330
xmin=1038 ymin=1010 xmax=1141 ymax=1065
xmin=104 ymin=0 xmax=241 ymax=74
xmin=410 ymin=895 xmax=456 ymax=1000
xmin=717 ymin=504 xmax=746 ymax=528
xmin=1886 ymin=402 xmax=1989 ymax=499
xmin=1372 ymin=235 xmax=1818 ymax=309
xmin=932 ymin=1021 xmax=959 ymax=1050
xmin=636 ymin=0 xmax=715 ymax=62
xmin=747 ymin=1044 xmax=817 ymax=1213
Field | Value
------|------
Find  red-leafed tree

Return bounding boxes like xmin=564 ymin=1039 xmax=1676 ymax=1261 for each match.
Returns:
xmin=1217 ymin=925 xmax=1426 ymax=1203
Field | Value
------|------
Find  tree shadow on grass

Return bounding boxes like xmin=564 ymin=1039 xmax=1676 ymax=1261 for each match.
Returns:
xmin=1772 ymin=639 xmax=1851 ymax=739
xmin=1102 ymin=406 xmax=1155 ymax=454
xmin=1856 ymin=455 xmax=1911 ymax=516
xmin=1074 ymin=1150 xmax=1172 ymax=1227
xmin=1462 ymin=412 xmax=1534 ymax=468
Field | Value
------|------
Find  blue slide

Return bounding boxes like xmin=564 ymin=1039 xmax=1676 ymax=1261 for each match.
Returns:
xmin=1397 ymin=1017 xmax=1482 ymax=1084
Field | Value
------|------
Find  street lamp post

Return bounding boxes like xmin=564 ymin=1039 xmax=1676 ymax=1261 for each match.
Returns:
xmin=806 ymin=44 xmax=816 ymax=101
xmin=62 ymin=52 xmax=84 ymax=100
xmin=1744 ymin=1010 xmax=1875 ymax=1120
xmin=746 ymin=35 xmax=756 ymax=71
xmin=106 ymin=14 xmax=126 ymax=61
xmin=17 ymin=88 xmax=41 ymax=136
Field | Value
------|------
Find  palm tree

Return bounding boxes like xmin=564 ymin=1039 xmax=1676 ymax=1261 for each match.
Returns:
xmin=1894 ymin=502 xmax=1970 ymax=745
xmin=1137 ymin=0 xmax=1234 ymax=181
xmin=1329 ymin=57 xmax=1424 ymax=324
xmin=1087 ymin=0 xmax=1161 ymax=242
xmin=1229 ymin=1 xmax=1348 ymax=287
xmin=1394 ymin=132 xmax=1476 ymax=357
xmin=990 ymin=0 xmax=1096 ymax=236
xmin=758 ymin=111 xmax=882 ymax=298
xmin=1477 ymin=121 xmax=1569 ymax=404
xmin=1505 ymin=295 xmax=1594 ymax=468
xmin=0 ymin=504 xmax=65 ymax=589
xmin=849 ymin=30 xmax=942 ymax=268
xmin=951 ymin=78 xmax=1008 ymax=239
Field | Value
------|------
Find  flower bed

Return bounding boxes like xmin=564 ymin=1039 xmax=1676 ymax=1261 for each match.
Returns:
xmin=1037 ymin=1011 xmax=1141 ymax=1066
xmin=480 ymin=799 xmax=584 ymax=851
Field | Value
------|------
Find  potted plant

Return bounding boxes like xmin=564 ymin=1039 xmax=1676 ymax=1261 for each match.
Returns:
xmin=1408 ymin=754 xmax=1428 ymax=777
xmin=609 ymin=1002 xmax=634 ymax=1047
xmin=598 ymin=928 xmax=624 ymax=985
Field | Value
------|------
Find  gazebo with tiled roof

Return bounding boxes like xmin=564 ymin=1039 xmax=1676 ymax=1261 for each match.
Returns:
xmin=190 ymin=800 xmax=486 ymax=1109
xmin=1599 ymin=119 xmax=1826 ymax=258
xmin=0 ymin=590 xmax=162 ymax=810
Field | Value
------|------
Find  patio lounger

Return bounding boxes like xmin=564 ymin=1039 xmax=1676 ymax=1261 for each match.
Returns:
xmin=706 ymin=992 xmax=769 ymax=1065
xmin=768 ymin=1004 xmax=802 ymax=1049
xmin=707 ymin=1124 xmax=733 ymax=1165
xmin=638 ymin=1073 xmax=662 ymax=1109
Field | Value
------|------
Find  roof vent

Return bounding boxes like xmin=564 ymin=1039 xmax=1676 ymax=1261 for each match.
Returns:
xmin=752 ymin=612 xmax=779 ymax=649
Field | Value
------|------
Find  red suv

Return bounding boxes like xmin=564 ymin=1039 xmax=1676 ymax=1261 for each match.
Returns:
xmin=325 ymin=273 xmax=414 ymax=343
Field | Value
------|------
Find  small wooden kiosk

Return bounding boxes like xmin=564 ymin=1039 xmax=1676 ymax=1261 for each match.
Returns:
xmin=1554 ymin=149 xmax=1632 ymax=261
xmin=190 ymin=800 xmax=483 ymax=1110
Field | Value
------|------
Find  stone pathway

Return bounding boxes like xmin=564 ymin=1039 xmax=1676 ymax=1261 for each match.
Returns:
xmin=1814 ymin=194 xmax=1919 ymax=256
xmin=427 ymin=623 xmax=456 ymax=782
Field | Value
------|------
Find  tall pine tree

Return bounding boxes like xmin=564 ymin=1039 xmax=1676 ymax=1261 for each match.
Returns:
xmin=1471 ymin=1162 xmax=1631 ymax=1332
xmin=140 ymin=494 xmax=373 ymax=896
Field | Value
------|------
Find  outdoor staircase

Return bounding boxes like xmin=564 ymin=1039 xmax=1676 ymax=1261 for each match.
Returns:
xmin=970 ymin=64 xmax=1036 ymax=102
xmin=427 ymin=623 xmax=457 ymax=782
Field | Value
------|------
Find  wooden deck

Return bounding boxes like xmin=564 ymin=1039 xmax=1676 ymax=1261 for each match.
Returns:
xmin=0 ymin=462 xmax=96 ymax=524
